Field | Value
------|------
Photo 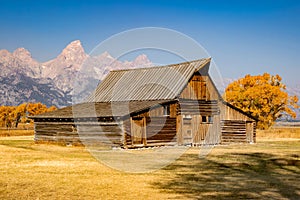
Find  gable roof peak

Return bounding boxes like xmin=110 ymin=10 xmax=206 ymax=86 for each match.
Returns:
xmin=87 ymin=57 xmax=212 ymax=102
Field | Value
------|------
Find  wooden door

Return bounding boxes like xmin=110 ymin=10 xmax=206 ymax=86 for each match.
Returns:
xmin=191 ymin=115 xmax=200 ymax=144
xmin=182 ymin=115 xmax=208 ymax=145
xmin=192 ymin=115 xmax=212 ymax=145
xmin=182 ymin=117 xmax=192 ymax=145
xmin=246 ymin=122 xmax=254 ymax=143
xmin=131 ymin=117 xmax=146 ymax=146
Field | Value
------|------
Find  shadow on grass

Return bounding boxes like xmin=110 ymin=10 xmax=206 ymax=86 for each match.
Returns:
xmin=0 ymin=139 xmax=35 ymax=150
xmin=153 ymin=151 xmax=300 ymax=199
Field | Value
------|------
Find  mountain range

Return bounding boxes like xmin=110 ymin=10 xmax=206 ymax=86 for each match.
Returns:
xmin=0 ymin=40 xmax=299 ymax=119
xmin=0 ymin=40 xmax=152 ymax=107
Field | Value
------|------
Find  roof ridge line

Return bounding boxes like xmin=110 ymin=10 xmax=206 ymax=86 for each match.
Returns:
xmin=110 ymin=57 xmax=211 ymax=72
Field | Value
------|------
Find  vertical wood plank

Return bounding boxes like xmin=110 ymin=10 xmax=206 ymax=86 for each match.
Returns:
xmin=130 ymin=117 xmax=135 ymax=146
xmin=143 ymin=116 xmax=147 ymax=146
xmin=176 ymin=115 xmax=183 ymax=145
xmin=121 ymin=121 xmax=127 ymax=148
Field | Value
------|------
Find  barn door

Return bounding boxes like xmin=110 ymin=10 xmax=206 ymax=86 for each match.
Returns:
xmin=131 ymin=117 xmax=146 ymax=146
xmin=182 ymin=116 xmax=192 ymax=145
xmin=182 ymin=115 xmax=208 ymax=145
xmin=246 ymin=122 xmax=254 ymax=143
xmin=193 ymin=115 xmax=211 ymax=145
xmin=191 ymin=115 xmax=200 ymax=144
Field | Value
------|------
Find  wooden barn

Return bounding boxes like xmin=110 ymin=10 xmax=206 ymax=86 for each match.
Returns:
xmin=31 ymin=58 xmax=257 ymax=148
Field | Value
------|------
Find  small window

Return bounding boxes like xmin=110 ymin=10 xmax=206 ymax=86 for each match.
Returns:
xmin=202 ymin=115 xmax=207 ymax=123
xmin=208 ymin=116 xmax=213 ymax=123
xmin=163 ymin=104 xmax=170 ymax=116
xmin=202 ymin=116 xmax=213 ymax=123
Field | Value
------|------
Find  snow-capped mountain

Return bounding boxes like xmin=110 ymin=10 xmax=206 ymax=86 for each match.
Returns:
xmin=0 ymin=40 xmax=152 ymax=107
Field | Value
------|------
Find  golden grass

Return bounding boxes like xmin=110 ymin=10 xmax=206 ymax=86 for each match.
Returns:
xmin=0 ymin=129 xmax=34 ymax=137
xmin=0 ymin=135 xmax=299 ymax=199
xmin=0 ymin=136 xmax=179 ymax=200
xmin=257 ymin=126 xmax=300 ymax=138
xmin=0 ymin=123 xmax=34 ymax=137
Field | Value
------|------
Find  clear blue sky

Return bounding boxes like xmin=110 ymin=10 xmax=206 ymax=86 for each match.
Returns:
xmin=0 ymin=0 xmax=299 ymax=85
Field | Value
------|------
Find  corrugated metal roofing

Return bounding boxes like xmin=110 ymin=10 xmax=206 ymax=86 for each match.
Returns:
xmin=32 ymin=100 xmax=175 ymax=118
xmin=86 ymin=58 xmax=211 ymax=102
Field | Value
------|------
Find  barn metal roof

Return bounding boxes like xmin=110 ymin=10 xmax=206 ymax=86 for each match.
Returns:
xmin=86 ymin=58 xmax=211 ymax=102
xmin=32 ymin=58 xmax=211 ymax=119
xmin=31 ymin=100 xmax=175 ymax=119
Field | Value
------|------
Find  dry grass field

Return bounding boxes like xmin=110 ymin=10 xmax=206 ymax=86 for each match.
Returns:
xmin=0 ymin=129 xmax=33 ymax=137
xmin=0 ymin=128 xmax=299 ymax=199
xmin=0 ymin=123 xmax=34 ymax=137
xmin=257 ymin=126 xmax=300 ymax=138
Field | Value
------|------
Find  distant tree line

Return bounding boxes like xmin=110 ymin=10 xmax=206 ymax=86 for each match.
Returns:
xmin=0 ymin=103 xmax=57 ymax=129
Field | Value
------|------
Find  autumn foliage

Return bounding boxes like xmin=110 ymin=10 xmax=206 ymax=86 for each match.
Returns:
xmin=225 ymin=73 xmax=299 ymax=129
xmin=0 ymin=103 xmax=57 ymax=128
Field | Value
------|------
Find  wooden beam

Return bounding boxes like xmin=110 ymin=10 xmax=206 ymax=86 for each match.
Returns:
xmin=143 ymin=116 xmax=147 ymax=146
xmin=176 ymin=115 xmax=183 ymax=145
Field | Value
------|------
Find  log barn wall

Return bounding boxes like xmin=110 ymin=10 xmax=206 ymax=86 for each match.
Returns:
xmin=34 ymin=121 xmax=79 ymax=145
xmin=77 ymin=122 xmax=123 ymax=147
xmin=176 ymin=98 xmax=221 ymax=146
xmin=34 ymin=118 xmax=124 ymax=147
xmin=220 ymin=103 xmax=256 ymax=144
xmin=146 ymin=117 xmax=177 ymax=146
xmin=220 ymin=103 xmax=252 ymax=121
xmin=124 ymin=104 xmax=177 ymax=148
xmin=178 ymin=99 xmax=219 ymax=115
xmin=175 ymin=73 xmax=223 ymax=146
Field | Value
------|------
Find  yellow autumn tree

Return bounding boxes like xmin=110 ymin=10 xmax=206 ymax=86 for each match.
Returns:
xmin=27 ymin=102 xmax=48 ymax=116
xmin=0 ymin=106 xmax=15 ymax=128
xmin=13 ymin=103 xmax=27 ymax=127
xmin=225 ymin=73 xmax=299 ymax=129
xmin=0 ymin=103 xmax=57 ymax=128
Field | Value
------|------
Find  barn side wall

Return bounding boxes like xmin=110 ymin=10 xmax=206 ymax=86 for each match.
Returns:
xmin=34 ymin=121 xmax=80 ymax=145
xmin=176 ymin=73 xmax=222 ymax=146
xmin=178 ymin=73 xmax=256 ymax=145
xmin=76 ymin=122 xmax=123 ymax=147
xmin=219 ymin=103 xmax=256 ymax=144
xmin=176 ymin=99 xmax=221 ymax=146
xmin=124 ymin=103 xmax=178 ymax=148
xmin=34 ymin=119 xmax=124 ymax=147
xmin=146 ymin=117 xmax=177 ymax=146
